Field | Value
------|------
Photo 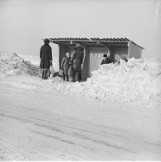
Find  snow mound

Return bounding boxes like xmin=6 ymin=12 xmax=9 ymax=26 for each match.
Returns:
xmin=61 ymin=58 xmax=161 ymax=104
xmin=89 ymin=58 xmax=161 ymax=101
xmin=0 ymin=50 xmax=39 ymax=76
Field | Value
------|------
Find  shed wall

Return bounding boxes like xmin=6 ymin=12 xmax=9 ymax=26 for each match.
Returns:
xmin=89 ymin=47 xmax=109 ymax=74
xmin=128 ymin=42 xmax=142 ymax=59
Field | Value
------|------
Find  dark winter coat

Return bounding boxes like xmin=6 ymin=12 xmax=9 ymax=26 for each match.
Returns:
xmin=40 ymin=44 xmax=52 ymax=69
xmin=71 ymin=49 xmax=84 ymax=71
xmin=101 ymin=58 xmax=113 ymax=65
xmin=61 ymin=57 xmax=70 ymax=75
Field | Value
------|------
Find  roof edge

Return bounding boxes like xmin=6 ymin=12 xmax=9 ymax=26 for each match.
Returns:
xmin=48 ymin=37 xmax=144 ymax=49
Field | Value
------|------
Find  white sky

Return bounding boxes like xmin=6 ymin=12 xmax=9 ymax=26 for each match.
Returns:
xmin=0 ymin=0 xmax=161 ymax=60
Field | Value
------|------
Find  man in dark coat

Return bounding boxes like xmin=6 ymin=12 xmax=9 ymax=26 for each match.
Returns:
xmin=61 ymin=52 xmax=70 ymax=81
xmin=40 ymin=38 xmax=52 ymax=79
xmin=71 ymin=43 xmax=84 ymax=82
xmin=101 ymin=53 xmax=113 ymax=65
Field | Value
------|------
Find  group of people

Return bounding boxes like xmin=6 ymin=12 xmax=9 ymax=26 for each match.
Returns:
xmin=60 ymin=43 xmax=84 ymax=82
xmin=40 ymin=38 xmax=118 ymax=81
xmin=40 ymin=39 xmax=84 ymax=82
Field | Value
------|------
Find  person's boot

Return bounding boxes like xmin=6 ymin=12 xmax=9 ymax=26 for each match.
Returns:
xmin=44 ymin=69 xmax=48 ymax=79
xmin=42 ymin=69 xmax=45 ymax=79
xmin=47 ymin=69 xmax=50 ymax=78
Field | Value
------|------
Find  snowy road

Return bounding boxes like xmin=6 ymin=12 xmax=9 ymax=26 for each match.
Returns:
xmin=0 ymin=76 xmax=161 ymax=160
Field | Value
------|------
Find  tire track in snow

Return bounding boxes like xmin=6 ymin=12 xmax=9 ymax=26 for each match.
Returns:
xmin=0 ymin=112 xmax=132 ymax=153
xmin=0 ymin=110 xmax=150 ymax=157
xmin=33 ymin=131 xmax=75 ymax=145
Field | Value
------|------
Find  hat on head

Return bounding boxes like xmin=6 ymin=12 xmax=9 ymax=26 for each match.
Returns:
xmin=74 ymin=43 xmax=84 ymax=51
xmin=44 ymin=38 xmax=50 ymax=44
xmin=103 ymin=54 xmax=107 ymax=57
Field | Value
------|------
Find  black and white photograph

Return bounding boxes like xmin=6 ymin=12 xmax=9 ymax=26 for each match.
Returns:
xmin=0 ymin=0 xmax=161 ymax=160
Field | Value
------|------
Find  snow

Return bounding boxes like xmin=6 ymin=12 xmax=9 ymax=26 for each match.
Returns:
xmin=0 ymin=50 xmax=40 ymax=76
xmin=0 ymin=50 xmax=161 ymax=160
xmin=55 ymin=57 xmax=161 ymax=107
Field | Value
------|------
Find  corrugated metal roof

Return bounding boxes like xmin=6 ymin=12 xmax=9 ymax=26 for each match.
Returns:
xmin=49 ymin=37 xmax=130 ymax=42
xmin=49 ymin=37 xmax=144 ymax=49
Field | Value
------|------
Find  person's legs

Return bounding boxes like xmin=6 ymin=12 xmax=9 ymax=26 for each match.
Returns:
xmin=42 ymin=69 xmax=45 ymax=79
xmin=44 ymin=69 xmax=48 ymax=79
xmin=72 ymin=70 xmax=76 ymax=82
xmin=68 ymin=66 xmax=73 ymax=82
xmin=67 ymin=74 xmax=69 ymax=81
xmin=75 ymin=71 xmax=79 ymax=82
xmin=65 ymin=74 xmax=69 ymax=81
xmin=63 ymin=73 xmax=65 ymax=81
xmin=47 ymin=69 xmax=51 ymax=77
xmin=79 ymin=73 xmax=82 ymax=82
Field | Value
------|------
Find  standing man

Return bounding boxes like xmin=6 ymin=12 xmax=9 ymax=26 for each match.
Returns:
xmin=71 ymin=43 xmax=84 ymax=82
xmin=40 ymin=38 xmax=52 ymax=79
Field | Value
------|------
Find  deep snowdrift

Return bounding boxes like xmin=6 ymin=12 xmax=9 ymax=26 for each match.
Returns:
xmin=88 ymin=58 xmax=161 ymax=101
xmin=0 ymin=50 xmax=39 ymax=76
xmin=57 ymin=58 xmax=161 ymax=105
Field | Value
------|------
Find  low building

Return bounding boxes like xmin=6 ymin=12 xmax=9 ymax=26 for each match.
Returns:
xmin=50 ymin=37 xmax=144 ymax=80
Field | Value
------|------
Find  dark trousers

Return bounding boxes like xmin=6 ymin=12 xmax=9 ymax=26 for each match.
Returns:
xmin=63 ymin=73 xmax=69 ymax=81
xmin=42 ymin=68 xmax=49 ymax=79
xmin=73 ymin=70 xmax=81 ymax=82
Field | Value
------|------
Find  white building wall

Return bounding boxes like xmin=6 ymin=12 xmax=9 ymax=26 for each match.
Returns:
xmin=89 ymin=47 xmax=109 ymax=74
xmin=128 ymin=42 xmax=142 ymax=59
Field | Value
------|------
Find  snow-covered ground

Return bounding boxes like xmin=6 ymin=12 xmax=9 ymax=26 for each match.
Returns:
xmin=0 ymin=50 xmax=161 ymax=160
